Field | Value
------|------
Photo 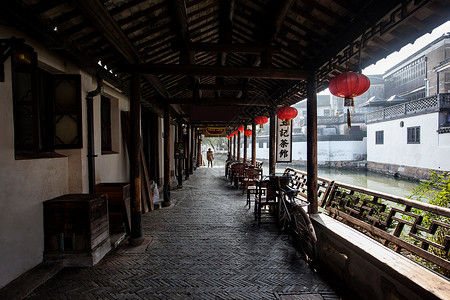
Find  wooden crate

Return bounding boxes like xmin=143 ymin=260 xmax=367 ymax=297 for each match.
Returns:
xmin=96 ymin=183 xmax=131 ymax=235
xmin=43 ymin=194 xmax=110 ymax=266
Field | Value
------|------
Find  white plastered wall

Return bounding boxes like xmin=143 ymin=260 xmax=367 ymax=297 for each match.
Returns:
xmin=0 ymin=25 xmax=130 ymax=287
xmin=367 ymin=113 xmax=450 ymax=171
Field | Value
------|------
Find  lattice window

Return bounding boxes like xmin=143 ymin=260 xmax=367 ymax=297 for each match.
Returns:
xmin=12 ymin=53 xmax=82 ymax=156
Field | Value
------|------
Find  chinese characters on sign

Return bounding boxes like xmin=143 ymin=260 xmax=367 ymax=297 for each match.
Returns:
xmin=276 ymin=118 xmax=292 ymax=162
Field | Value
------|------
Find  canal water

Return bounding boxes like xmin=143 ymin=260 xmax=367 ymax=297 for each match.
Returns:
xmin=209 ymin=152 xmax=420 ymax=199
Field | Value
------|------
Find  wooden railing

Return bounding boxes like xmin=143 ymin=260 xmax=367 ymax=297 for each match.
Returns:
xmin=282 ymin=168 xmax=334 ymax=207
xmin=323 ymin=182 xmax=450 ymax=273
xmin=281 ymin=167 xmax=450 ymax=275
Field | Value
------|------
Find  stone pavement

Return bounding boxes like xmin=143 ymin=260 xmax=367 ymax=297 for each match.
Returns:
xmin=26 ymin=167 xmax=340 ymax=299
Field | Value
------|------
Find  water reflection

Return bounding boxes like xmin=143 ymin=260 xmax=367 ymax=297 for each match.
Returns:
xmin=212 ymin=153 xmax=419 ymax=198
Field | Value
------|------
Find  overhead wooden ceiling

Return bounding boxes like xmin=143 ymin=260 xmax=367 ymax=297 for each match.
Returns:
xmin=2 ymin=0 xmax=449 ymax=126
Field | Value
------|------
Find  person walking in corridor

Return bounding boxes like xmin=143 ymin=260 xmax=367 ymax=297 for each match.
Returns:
xmin=207 ymin=148 xmax=214 ymax=168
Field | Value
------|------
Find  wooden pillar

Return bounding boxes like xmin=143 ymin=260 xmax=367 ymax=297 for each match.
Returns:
xmin=193 ymin=129 xmax=197 ymax=168
xmin=197 ymin=133 xmax=202 ymax=166
xmin=163 ymin=102 xmax=171 ymax=205
xmin=307 ymin=72 xmax=318 ymax=214
xmin=177 ymin=117 xmax=183 ymax=187
xmin=243 ymin=127 xmax=248 ymax=163
xmin=233 ymin=135 xmax=236 ymax=160
xmin=227 ymin=137 xmax=231 ymax=160
xmin=188 ymin=124 xmax=193 ymax=175
xmin=129 ymin=71 xmax=143 ymax=244
xmin=269 ymin=108 xmax=276 ymax=175
xmin=252 ymin=119 xmax=256 ymax=166
xmin=237 ymin=130 xmax=241 ymax=162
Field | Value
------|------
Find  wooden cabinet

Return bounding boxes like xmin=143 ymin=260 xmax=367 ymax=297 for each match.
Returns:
xmin=43 ymin=193 xmax=110 ymax=266
xmin=96 ymin=183 xmax=131 ymax=235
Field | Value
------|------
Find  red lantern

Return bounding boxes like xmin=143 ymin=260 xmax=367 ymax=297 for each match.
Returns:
xmin=244 ymin=129 xmax=252 ymax=137
xmin=234 ymin=130 xmax=238 ymax=136
xmin=254 ymin=115 xmax=268 ymax=128
xmin=238 ymin=126 xmax=244 ymax=132
xmin=276 ymin=106 xmax=298 ymax=125
xmin=227 ymin=136 xmax=230 ymax=140
xmin=329 ymin=71 xmax=370 ymax=127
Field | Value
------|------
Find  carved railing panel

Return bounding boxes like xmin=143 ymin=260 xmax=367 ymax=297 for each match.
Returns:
xmin=283 ymin=168 xmax=334 ymax=206
xmin=384 ymin=104 xmax=405 ymax=119
xmin=323 ymin=182 xmax=450 ymax=273
xmin=405 ymin=95 xmax=438 ymax=114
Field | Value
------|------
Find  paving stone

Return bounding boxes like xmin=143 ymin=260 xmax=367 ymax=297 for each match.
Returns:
xmin=26 ymin=167 xmax=338 ymax=299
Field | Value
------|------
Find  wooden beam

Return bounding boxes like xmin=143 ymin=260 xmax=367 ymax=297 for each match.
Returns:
xmin=216 ymin=0 xmax=234 ymax=97
xmin=196 ymin=84 xmax=254 ymax=91
xmin=268 ymin=0 xmax=297 ymax=43
xmin=75 ymin=0 xmax=169 ymax=99
xmin=130 ymin=64 xmax=308 ymax=80
xmin=186 ymin=42 xmax=282 ymax=54
xmin=169 ymin=0 xmax=201 ymax=97
xmin=167 ymin=97 xmax=268 ymax=106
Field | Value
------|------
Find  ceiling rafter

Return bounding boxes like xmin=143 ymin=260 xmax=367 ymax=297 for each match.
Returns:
xmin=74 ymin=0 xmax=170 ymax=99
xmin=169 ymin=0 xmax=201 ymax=98
xmin=236 ymin=0 xmax=296 ymax=107
xmin=215 ymin=0 xmax=235 ymax=98
xmin=108 ymin=0 xmax=149 ymax=17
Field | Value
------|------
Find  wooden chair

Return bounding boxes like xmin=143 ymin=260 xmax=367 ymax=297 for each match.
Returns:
xmin=229 ymin=163 xmax=244 ymax=187
xmin=254 ymin=178 xmax=278 ymax=225
xmin=242 ymin=167 xmax=262 ymax=194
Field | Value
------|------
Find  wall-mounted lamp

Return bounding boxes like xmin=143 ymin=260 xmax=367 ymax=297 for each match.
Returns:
xmin=1 ymin=37 xmax=35 ymax=82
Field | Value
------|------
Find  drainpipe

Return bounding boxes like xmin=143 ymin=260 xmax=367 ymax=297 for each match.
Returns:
xmin=86 ymin=75 xmax=103 ymax=194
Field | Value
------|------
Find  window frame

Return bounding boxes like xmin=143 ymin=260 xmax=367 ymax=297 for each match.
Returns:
xmin=11 ymin=54 xmax=82 ymax=158
xmin=407 ymin=126 xmax=420 ymax=144
xmin=375 ymin=130 xmax=384 ymax=145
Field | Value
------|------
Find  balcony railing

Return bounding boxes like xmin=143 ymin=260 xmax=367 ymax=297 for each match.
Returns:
xmin=299 ymin=113 xmax=366 ymax=126
xmin=366 ymin=93 xmax=450 ymax=123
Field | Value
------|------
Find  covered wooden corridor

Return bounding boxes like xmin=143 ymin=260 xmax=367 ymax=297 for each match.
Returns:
xmin=1 ymin=0 xmax=449 ymax=297
xmin=22 ymin=167 xmax=341 ymax=299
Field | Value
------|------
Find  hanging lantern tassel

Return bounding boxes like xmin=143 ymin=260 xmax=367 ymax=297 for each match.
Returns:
xmin=254 ymin=116 xmax=269 ymax=130
xmin=345 ymin=97 xmax=354 ymax=128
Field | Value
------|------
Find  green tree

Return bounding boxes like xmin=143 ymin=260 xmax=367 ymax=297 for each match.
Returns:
xmin=407 ymin=171 xmax=450 ymax=276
